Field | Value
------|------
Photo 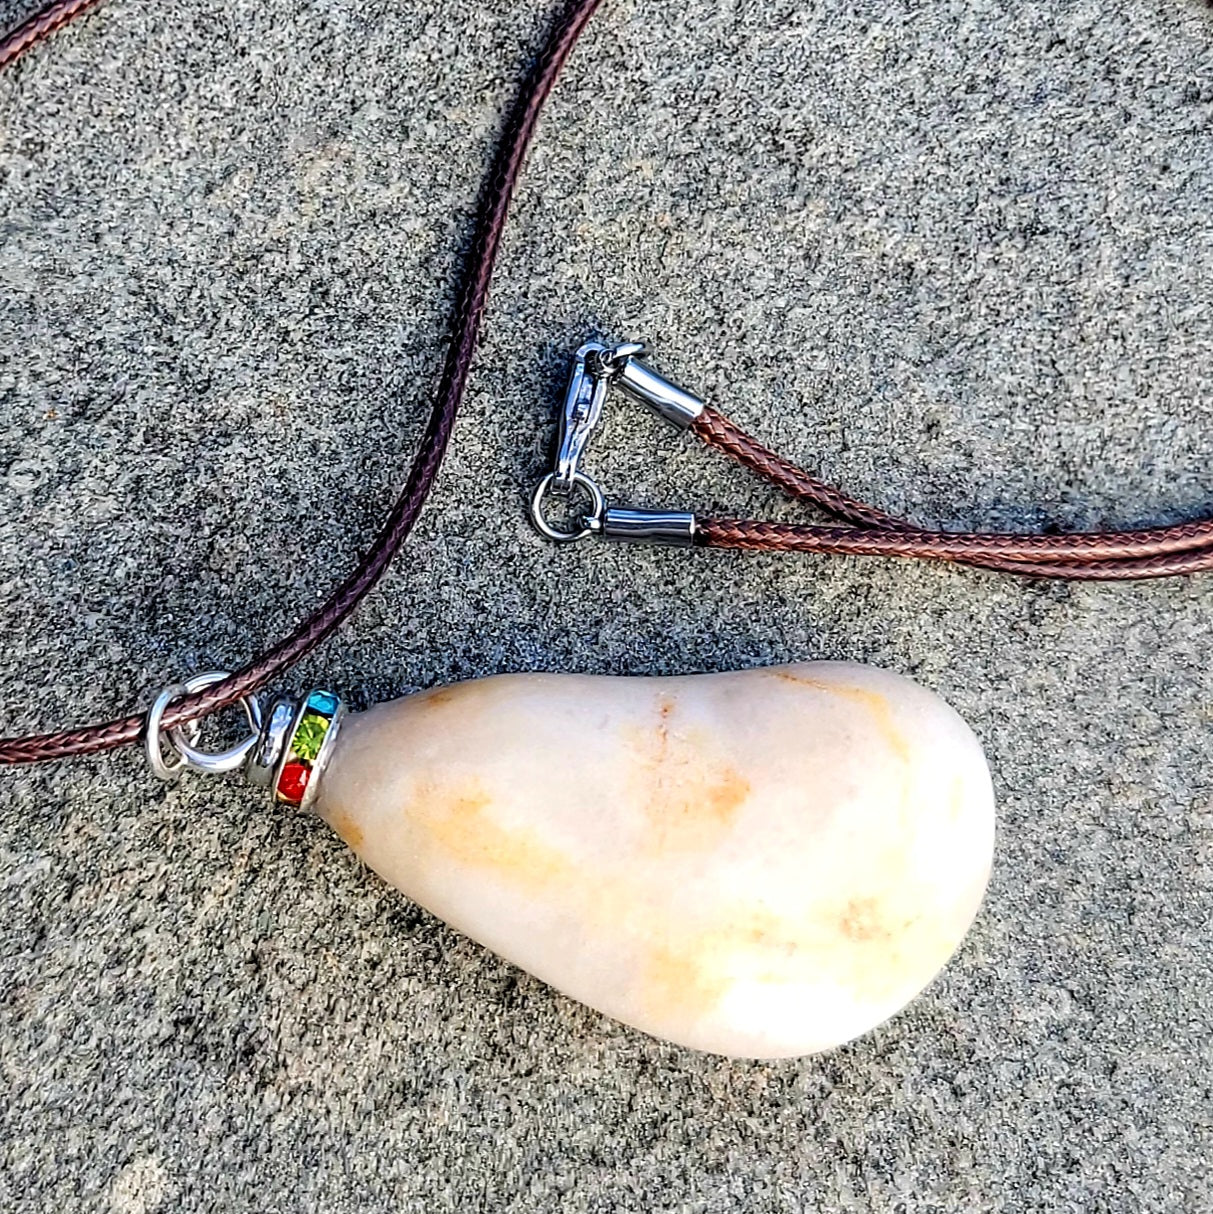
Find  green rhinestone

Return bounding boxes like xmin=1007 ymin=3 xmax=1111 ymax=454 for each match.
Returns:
xmin=292 ymin=711 xmax=330 ymax=763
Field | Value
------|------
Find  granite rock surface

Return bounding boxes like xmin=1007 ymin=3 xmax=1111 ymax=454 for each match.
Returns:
xmin=1 ymin=0 xmax=1211 ymax=1210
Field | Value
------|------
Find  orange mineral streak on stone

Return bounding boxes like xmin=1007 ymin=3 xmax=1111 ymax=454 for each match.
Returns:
xmin=769 ymin=670 xmax=911 ymax=766
xmin=825 ymin=890 xmax=959 ymax=1003
xmin=641 ymin=895 xmax=916 ymax=1023
xmin=410 ymin=777 xmax=573 ymax=892
xmin=626 ymin=694 xmax=751 ymax=850
xmin=327 ymin=810 xmax=364 ymax=849
xmin=643 ymin=941 xmax=731 ymax=1021
xmin=655 ymin=864 xmax=961 ymax=1008
xmin=642 ymin=905 xmax=913 ymax=1022
xmin=838 ymin=895 xmax=892 ymax=943
xmin=412 ymin=676 xmax=519 ymax=715
xmin=415 ymin=684 xmax=460 ymax=709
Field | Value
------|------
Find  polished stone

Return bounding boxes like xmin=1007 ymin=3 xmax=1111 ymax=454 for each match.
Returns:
xmin=316 ymin=663 xmax=995 ymax=1057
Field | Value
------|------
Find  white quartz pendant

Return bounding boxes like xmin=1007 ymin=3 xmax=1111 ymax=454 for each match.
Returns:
xmin=313 ymin=662 xmax=994 ymax=1058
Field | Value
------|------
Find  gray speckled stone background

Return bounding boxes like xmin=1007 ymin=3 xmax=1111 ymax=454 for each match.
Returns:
xmin=2 ymin=0 xmax=1212 ymax=1209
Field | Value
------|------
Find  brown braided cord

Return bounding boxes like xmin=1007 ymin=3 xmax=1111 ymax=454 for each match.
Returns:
xmin=0 ymin=0 xmax=99 ymax=68
xmin=695 ymin=519 xmax=1213 ymax=579
xmin=692 ymin=408 xmax=1213 ymax=580
xmin=2 ymin=1 xmax=1209 ymax=762
xmin=0 ymin=0 xmax=604 ymax=763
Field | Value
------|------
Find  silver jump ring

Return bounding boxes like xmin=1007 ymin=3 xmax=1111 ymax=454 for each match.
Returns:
xmin=593 ymin=341 xmax=645 ymax=378
xmin=530 ymin=471 xmax=604 ymax=543
xmin=145 ymin=683 xmax=203 ymax=781
xmin=145 ymin=671 xmax=264 ymax=781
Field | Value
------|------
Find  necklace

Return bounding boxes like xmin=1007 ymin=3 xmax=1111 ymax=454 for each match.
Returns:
xmin=2 ymin=0 xmax=1207 ymax=1059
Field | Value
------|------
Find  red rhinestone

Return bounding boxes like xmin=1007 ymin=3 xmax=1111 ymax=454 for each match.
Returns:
xmin=278 ymin=759 xmax=311 ymax=804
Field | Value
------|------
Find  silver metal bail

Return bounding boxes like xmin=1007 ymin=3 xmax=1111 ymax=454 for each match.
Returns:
xmin=245 ymin=697 xmax=298 ymax=788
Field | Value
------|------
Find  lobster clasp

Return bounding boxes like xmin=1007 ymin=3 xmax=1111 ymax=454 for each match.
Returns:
xmin=531 ymin=338 xmax=700 ymax=546
xmin=552 ymin=342 xmax=613 ymax=496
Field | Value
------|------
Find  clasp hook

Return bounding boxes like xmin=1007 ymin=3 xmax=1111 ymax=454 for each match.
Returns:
xmin=551 ymin=340 xmax=646 ymax=496
xmin=552 ymin=341 xmax=611 ymax=496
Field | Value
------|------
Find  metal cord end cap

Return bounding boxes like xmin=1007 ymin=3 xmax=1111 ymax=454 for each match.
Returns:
xmin=601 ymin=507 xmax=698 ymax=547
xmin=612 ymin=356 xmax=705 ymax=429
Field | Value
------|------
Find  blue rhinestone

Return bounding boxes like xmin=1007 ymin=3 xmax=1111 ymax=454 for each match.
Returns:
xmin=307 ymin=691 xmax=339 ymax=717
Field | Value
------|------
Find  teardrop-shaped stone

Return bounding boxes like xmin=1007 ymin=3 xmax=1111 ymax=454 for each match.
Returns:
xmin=314 ymin=662 xmax=994 ymax=1058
